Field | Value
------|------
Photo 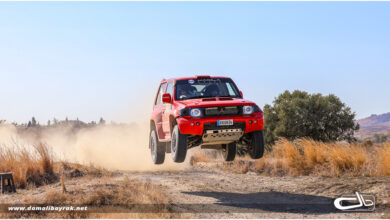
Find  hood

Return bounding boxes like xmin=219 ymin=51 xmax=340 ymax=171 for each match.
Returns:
xmin=175 ymin=97 xmax=256 ymax=108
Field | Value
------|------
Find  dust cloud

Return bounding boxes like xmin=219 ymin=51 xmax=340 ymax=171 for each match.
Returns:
xmin=0 ymin=123 xmax=188 ymax=171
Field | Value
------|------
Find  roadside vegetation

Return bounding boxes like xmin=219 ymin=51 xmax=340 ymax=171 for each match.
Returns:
xmin=192 ymin=138 xmax=390 ymax=177
xmin=264 ymin=90 xmax=359 ymax=145
xmin=0 ymin=142 xmax=179 ymax=219
xmin=363 ymin=133 xmax=390 ymax=144
xmin=7 ymin=176 xmax=176 ymax=219
xmin=0 ymin=142 xmax=57 ymax=188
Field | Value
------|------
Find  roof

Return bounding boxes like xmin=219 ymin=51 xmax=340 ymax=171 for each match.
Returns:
xmin=162 ymin=75 xmax=231 ymax=83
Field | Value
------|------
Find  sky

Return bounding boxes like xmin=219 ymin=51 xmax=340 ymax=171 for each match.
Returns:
xmin=0 ymin=2 xmax=389 ymax=124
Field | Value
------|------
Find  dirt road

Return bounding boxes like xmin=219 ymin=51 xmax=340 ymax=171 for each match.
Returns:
xmin=128 ymin=165 xmax=390 ymax=218
xmin=1 ymin=161 xmax=389 ymax=218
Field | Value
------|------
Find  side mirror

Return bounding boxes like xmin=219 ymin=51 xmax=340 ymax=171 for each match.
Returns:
xmin=162 ymin=93 xmax=172 ymax=104
xmin=239 ymin=91 xmax=243 ymax=98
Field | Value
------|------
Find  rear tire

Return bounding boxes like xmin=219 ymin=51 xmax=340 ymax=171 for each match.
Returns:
xmin=221 ymin=143 xmax=236 ymax=161
xmin=171 ymin=125 xmax=187 ymax=163
xmin=249 ymin=130 xmax=265 ymax=159
xmin=150 ymin=129 xmax=165 ymax=164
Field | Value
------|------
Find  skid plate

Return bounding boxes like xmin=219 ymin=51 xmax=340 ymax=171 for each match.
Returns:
xmin=202 ymin=128 xmax=244 ymax=145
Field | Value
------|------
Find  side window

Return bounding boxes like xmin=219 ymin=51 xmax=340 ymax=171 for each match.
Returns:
xmin=166 ymin=82 xmax=174 ymax=97
xmin=155 ymin=83 xmax=167 ymax=105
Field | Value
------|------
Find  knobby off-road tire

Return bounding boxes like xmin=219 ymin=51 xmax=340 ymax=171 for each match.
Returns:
xmin=150 ymin=129 xmax=165 ymax=164
xmin=171 ymin=125 xmax=187 ymax=163
xmin=221 ymin=143 xmax=237 ymax=161
xmin=249 ymin=130 xmax=265 ymax=159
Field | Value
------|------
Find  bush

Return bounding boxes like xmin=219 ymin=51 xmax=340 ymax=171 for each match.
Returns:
xmin=0 ymin=142 xmax=56 ymax=188
xmin=264 ymin=90 xmax=359 ymax=145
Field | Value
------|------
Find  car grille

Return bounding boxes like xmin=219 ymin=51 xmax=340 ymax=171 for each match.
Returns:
xmin=204 ymin=106 xmax=240 ymax=117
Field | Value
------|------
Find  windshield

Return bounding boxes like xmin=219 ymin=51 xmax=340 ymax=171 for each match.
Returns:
xmin=175 ymin=78 xmax=241 ymax=100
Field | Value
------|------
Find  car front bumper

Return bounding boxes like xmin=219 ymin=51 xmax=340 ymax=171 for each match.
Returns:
xmin=176 ymin=112 xmax=264 ymax=136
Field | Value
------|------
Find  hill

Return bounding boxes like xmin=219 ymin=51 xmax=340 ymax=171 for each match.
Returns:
xmin=356 ymin=112 xmax=390 ymax=138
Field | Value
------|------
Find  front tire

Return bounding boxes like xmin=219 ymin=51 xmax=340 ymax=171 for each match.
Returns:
xmin=221 ymin=143 xmax=236 ymax=161
xmin=249 ymin=131 xmax=265 ymax=159
xmin=150 ymin=129 xmax=165 ymax=164
xmin=171 ymin=125 xmax=187 ymax=163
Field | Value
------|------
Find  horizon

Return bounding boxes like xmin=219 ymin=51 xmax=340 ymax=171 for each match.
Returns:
xmin=2 ymin=106 xmax=390 ymax=125
xmin=3 ymin=110 xmax=390 ymax=126
xmin=1 ymin=2 xmax=390 ymax=124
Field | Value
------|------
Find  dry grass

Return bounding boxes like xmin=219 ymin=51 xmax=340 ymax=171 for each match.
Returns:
xmin=261 ymin=139 xmax=371 ymax=176
xmin=377 ymin=143 xmax=390 ymax=175
xmin=0 ymin=142 xmax=57 ymax=188
xmin=0 ymin=142 xmax=180 ymax=218
xmin=8 ymin=176 xmax=178 ymax=219
xmin=193 ymin=139 xmax=390 ymax=177
xmin=266 ymin=139 xmax=390 ymax=176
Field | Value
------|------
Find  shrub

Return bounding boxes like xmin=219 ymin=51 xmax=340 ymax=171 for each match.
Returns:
xmin=264 ymin=90 xmax=359 ymax=145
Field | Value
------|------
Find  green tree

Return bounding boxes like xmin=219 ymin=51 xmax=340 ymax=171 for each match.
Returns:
xmin=264 ymin=90 xmax=359 ymax=145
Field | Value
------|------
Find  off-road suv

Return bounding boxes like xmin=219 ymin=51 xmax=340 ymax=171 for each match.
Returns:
xmin=149 ymin=75 xmax=264 ymax=164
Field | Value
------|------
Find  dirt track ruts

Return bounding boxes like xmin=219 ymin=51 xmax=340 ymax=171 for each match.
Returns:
xmin=127 ymin=165 xmax=390 ymax=218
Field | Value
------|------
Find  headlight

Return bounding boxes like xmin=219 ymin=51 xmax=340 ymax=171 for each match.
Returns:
xmin=242 ymin=105 xmax=254 ymax=115
xmin=190 ymin=108 xmax=202 ymax=117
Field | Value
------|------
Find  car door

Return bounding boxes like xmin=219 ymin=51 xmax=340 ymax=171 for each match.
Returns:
xmin=153 ymin=82 xmax=167 ymax=140
xmin=162 ymin=81 xmax=174 ymax=138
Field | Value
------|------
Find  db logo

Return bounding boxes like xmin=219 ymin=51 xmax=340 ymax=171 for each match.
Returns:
xmin=334 ymin=192 xmax=375 ymax=211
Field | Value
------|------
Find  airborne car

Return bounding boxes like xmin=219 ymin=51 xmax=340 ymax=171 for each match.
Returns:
xmin=149 ymin=75 xmax=265 ymax=164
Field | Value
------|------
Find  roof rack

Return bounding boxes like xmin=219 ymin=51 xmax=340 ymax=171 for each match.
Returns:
xmin=195 ymin=75 xmax=211 ymax=79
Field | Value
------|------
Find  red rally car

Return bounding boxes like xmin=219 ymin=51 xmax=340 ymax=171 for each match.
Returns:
xmin=149 ymin=75 xmax=265 ymax=164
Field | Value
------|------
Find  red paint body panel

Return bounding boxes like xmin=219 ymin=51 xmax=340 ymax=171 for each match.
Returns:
xmin=175 ymin=98 xmax=255 ymax=108
xmin=150 ymin=76 xmax=264 ymax=142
